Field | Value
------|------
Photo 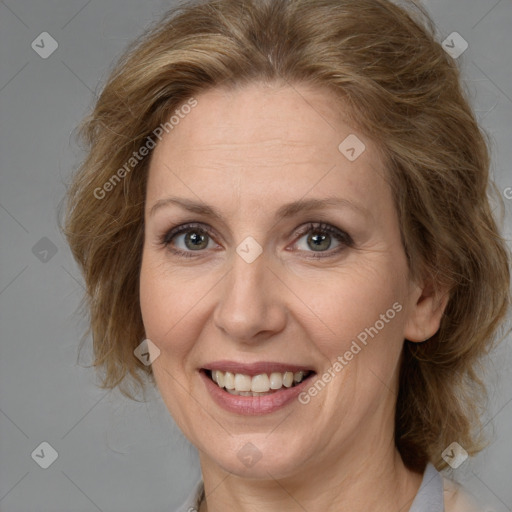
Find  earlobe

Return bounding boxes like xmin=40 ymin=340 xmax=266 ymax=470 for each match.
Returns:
xmin=403 ymin=278 xmax=450 ymax=343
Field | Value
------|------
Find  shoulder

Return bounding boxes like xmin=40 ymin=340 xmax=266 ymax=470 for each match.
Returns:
xmin=443 ymin=477 xmax=484 ymax=512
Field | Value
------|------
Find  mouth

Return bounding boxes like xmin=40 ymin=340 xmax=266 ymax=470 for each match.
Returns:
xmin=199 ymin=362 xmax=317 ymax=414
xmin=203 ymin=368 xmax=315 ymax=397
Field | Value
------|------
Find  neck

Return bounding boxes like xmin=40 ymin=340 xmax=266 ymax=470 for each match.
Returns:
xmin=198 ymin=436 xmax=423 ymax=512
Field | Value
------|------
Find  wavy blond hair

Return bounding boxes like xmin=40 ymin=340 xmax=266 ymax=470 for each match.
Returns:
xmin=63 ymin=0 xmax=511 ymax=472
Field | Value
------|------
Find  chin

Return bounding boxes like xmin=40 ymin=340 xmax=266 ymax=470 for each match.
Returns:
xmin=199 ymin=434 xmax=315 ymax=480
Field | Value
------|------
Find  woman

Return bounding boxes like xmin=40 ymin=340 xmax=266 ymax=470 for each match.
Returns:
xmin=64 ymin=0 xmax=511 ymax=510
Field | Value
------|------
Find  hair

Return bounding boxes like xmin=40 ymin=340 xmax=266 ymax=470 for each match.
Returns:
xmin=63 ymin=0 xmax=511 ymax=473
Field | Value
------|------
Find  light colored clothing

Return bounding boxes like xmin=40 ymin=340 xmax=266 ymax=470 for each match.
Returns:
xmin=175 ymin=479 xmax=203 ymax=512
xmin=443 ymin=475 xmax=483 ymax=512
xmin=174 ymin=463 xmax=482 ymax=511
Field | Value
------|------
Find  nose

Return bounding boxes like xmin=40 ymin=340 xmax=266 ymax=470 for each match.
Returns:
xmin=212 ymin=248 xmax=287 ymax=344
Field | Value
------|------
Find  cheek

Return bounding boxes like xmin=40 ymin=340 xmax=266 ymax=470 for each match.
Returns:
xmin=302 ymin=265 xmax=408 ymax=403
xmin=139 ymin=253 xmax=201 ymax=421
xmin=309 ymin=263 xmax=407 ymax=351
xmin=139 ymin=249 xmax=214 ymax=366
xmin=139 ymin=252 xmax=189 ymax=355
xmin=139 ymin=254 xmax=167 ymax=341
xmin=304 ymin=273 xmax=407 ymax=417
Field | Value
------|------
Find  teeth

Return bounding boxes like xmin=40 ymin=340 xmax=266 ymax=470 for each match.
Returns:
xmin=269 ymin=372 xmax=283 ymax=389
xmin=234 ymin=373 xmax=252 ymax=391
xmin=226 ymin=389 xmax=276 ymax=397
xmin=251 ymin=374 xmax=270 ymax=392
xmin=224 ymin=371 xmax=235 ymax=389
xmin=209 ymin=369 xmax=310 ymax=393
xmin=282 ymin=371 xmax=294 ymax=388
xmin=294 ymin=371 xmax=304 ymax=383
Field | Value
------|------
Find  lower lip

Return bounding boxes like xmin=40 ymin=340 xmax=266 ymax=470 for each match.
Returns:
xmin=200 ymin=371 xmax=314 ymax=415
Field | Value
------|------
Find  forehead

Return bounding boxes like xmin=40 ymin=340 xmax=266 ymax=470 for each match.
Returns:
xmin=153 ymin=82 xmax=360 ymax=158
xmin=146 ymin=82 xmax=390 ymax=216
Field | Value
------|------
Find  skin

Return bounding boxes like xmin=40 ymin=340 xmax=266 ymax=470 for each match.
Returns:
xmin=139 ymin=82 xmax=449 ymax=512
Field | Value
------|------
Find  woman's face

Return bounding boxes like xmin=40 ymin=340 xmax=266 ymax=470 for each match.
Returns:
xmin=140 ymin=82 xmax=436 ymax=479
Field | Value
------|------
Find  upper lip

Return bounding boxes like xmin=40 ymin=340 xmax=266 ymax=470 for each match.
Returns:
xmin=202 ymin=360 xmax=315 ymax=377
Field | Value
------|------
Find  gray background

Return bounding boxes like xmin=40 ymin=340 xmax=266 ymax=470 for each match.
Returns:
xmin=0 ymin=0 xmax=511 ymax=510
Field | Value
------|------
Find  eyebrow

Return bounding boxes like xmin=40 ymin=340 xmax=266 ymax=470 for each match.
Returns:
xmin=149 ymin=195 xmax=371 ymax=221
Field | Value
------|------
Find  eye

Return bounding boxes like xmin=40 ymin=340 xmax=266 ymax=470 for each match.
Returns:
xmin=161 ymin=223 xmax=218 ymax=257
xmin=292 ymin=222 xmax=353 ymax=257
xmin=160 ymin=221 xmax=353 ymax=259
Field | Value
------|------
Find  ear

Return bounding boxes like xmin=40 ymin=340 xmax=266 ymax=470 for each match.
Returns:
xmin=403 ymin=276 xmax=450 ymax=343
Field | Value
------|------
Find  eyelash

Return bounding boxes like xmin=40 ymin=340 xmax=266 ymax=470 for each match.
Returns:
xmin=160 ymin=222 xmax=354 ymax=259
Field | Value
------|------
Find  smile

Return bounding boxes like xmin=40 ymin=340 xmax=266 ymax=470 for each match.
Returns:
xmin=208 ymin=369 xmax=313 ymax=396
xmin=200 ymin=362 xmax=316 ymax=415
